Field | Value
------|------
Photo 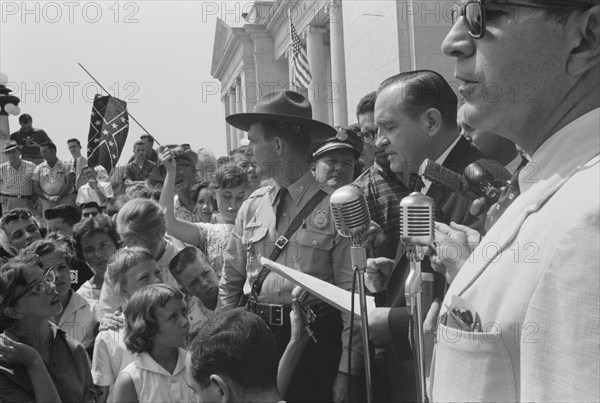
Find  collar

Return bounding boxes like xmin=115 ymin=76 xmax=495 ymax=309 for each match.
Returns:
xmin=422 ymin=136 xmax=462 ymax=193
xmin=519 ymin=108 xmax=600 ymax=193
xmin=271 ymin=170 xmax=315 ymax=206
xmin=58 ymin=289 xmax=90 ymax=326
xmin=133 ymin=349 xmax=187 ymax=376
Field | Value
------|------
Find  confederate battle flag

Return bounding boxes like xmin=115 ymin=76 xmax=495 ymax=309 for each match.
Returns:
xmin=87 ymin=94 xmax=129 ymax=174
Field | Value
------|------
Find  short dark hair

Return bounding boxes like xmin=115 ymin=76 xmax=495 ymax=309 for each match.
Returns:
xmin=26 ymin=236 xmax=75 ymax=268
xmin=67 ymin=138 xmax=81 ymax=147
xmin=187 ymin=309 xmax=279 ymax=391
xmin=260 ymin=121 xmax=312 ymax=155
xmin=18 ymin=114 xmax=32 ymax=124
xmin=44 ymin=204 xmax=81 ymax=226
xmin=124 ymin=284 xmax=184 ymax=353
xmin=169 ymin=246 xmax=204 ymax=276
xmin=212 ymin=163 xmax=247 ymax=190
xmin=140 ymin=134 xmax=154 ymax=145
xmin=40 ymin=142 xmax=57 ymax=152
xmin=133 ymin=140 xmax=146 ymax=149
xmin=79 ymin=201 xmax=101 ymax=212
xmin=0 ymin=208 xmax=39 ymax=232
xmin=356 ymin=91 xmax=376 ymax=119
xmin=73 ymin=214 xmax=120 ymax=260
xmin=377 ymin=70 xmax=458 ymax=129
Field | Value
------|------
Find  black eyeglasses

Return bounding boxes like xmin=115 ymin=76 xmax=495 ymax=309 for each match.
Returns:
xmin=451 ymin=0 xmax=596 ymax=39
xmin=359 ymin=129 xmax=377 ymax=144
xmin=10 ymin=266 xmax=55 ymax=306
xmin=82 ymin=212 xmax=99 ymax=218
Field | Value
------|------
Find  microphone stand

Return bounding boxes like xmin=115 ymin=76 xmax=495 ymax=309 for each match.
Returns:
xmin=405 ymin=246 xmax=428 ymax=403
xmin=350 ymin=240 xmax=373 ymax=403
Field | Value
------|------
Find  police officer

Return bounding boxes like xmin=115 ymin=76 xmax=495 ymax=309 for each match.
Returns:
xmin=220 ymin=90 xmax=363 ymax=403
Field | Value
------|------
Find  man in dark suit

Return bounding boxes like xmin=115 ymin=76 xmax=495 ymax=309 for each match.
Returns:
xmin=365 ymin=70 xmax=489 ymax=402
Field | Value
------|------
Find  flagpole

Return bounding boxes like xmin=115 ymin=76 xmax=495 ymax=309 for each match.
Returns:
xmin=77 ymin=62 xmax=161 ymax=146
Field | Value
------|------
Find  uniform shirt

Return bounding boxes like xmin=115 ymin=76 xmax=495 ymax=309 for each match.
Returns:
xmin=0 ymin=160 xmax=36 ymax=196
xmin=219 ymin=170 xmax=362 ymax=373
xmin=33 ymin=159 xmax=73 ymax=196
xmin=0 ymin=323 xmax=96 ymax=403
xmin=120 ymin=349 xmax=192 ymax=403
xmin=430 ymin=109 xmax=600 ymax=402
xmin=123 ymin=159 xmax=157 ymax=182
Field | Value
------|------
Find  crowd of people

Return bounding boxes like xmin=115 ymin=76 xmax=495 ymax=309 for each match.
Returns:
xmin=0 ymin=1 xmax=598 ymax=402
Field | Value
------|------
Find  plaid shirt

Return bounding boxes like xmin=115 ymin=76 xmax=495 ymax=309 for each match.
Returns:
xmin=0 ymin=160 xmax=36 ymax=196
xmin=352 ymin=161 xmax=410 ymax=259
xmin=124 ymin=159 xmax=156 ymax=182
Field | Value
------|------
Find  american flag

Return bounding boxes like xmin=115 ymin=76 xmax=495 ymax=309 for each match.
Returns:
xmin=289 ymin=20 xmax=311 ymax=90
xmin=87 ymin=95 xmax=129 ymax=175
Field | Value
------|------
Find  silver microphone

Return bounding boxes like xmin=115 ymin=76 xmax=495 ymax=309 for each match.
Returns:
xmin=330 ymin=185 xmax=371 ymax=245
xmin=399 ymin=192 xmax=435 ymax=247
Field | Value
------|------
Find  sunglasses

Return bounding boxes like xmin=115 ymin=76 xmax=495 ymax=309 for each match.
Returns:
xmin=451 ymin=0 xmax=596 ymax=39
xmin=10 ymin=266 xmax=56 ymax=306
xmin=82 ymin=211 xmax=99 ymax=218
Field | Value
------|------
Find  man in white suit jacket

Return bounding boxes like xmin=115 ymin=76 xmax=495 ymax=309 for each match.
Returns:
xmin=430 ymin=1 xmax=600 ymax=402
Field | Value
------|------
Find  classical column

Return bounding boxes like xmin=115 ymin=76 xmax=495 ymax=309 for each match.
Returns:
xmin=306 ymin=26 xmax=329 ymax=124
xmin=228 ymin=89 xmax=238 ymax=149
xmin=329 ymin=0 xmax=348 ymax=127
xmin=223 ymin=92 xmax=232 ymax=153
xmin=235 ymin=79 xmax=245 ymax=144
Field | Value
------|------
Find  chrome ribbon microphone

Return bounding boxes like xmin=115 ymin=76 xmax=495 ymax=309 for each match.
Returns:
xmin=330 ymin=185 xmax=373 ymax=403
xmin=399 ymin=191 xmax=435 ymax=403
xmin=330 ymin=185 xmax=371 ymax=246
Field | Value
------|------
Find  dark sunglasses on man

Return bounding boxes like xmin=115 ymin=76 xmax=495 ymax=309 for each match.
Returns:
xmin=451 ymin=0 xmax=598 ymax=39
xmin=82 ymin=212 xmax=99 ymax=218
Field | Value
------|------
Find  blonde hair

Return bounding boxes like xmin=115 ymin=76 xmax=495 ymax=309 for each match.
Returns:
xmin=116 ymin=198 xmax=166 ymax=250
xmin=106 ymin=247 xmax=155 ymax=296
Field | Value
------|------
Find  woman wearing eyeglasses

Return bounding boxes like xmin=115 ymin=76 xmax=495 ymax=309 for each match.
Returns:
xmin=0 ymin=253 xmax=96 ymax=403
xmin=73 ymin=215 xmax=121 ymax=312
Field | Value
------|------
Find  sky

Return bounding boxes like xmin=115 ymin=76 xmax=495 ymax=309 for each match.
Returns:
xmin=1 ymin=0 xmax=253 ymax=162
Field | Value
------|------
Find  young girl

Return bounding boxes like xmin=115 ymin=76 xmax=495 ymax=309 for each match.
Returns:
xmin=73 ymin=215 xmax=120 ymax=311
xmin=91 ymin=247 xmax=162 ymax=403
xmin=112 ymin=284 xmax=192 ymax=403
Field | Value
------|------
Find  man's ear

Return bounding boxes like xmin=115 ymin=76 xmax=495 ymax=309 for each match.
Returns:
xmin=566 ymin=6 xmax=600 ymax=76
xmin=423 ymin=108 xmax=442 ymax=139
xmin=274 ymin=137 xmax=284 ymax=156
xmin=4 ymin=307 xmax=24 ymax=320
xmin=210 ymin=374 xmax=231 ymax=403
xmin=310 ymin=162 xmax=317 ymax=177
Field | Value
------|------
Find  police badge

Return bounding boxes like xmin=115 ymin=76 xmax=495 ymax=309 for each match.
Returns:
xmin=336 ymin=127 xmax=348 ymax=141
xmin=313 ymin=210 xmax=329 ymax=229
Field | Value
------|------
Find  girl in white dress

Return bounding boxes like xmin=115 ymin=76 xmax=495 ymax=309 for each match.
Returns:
xmin=112 ymin=284 xmax=192 ymax=403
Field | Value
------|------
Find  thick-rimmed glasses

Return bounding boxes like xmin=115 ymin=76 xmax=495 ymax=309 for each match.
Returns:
xmin=359 ymin=129 xmax=377 ymax=144
xmin=10 ymin=266 xmax=55 ymax=305
xmin=450 ymin=0 xmax=597 ymax=39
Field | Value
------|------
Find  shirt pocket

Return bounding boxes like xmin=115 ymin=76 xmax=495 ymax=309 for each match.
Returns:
xmin=430 ymin=323 xmax=517 ymax=402
xmin=241 ymin=224 xmax=269 ymax=266
xmin=292 ymin=229 xmax=335 ymax=273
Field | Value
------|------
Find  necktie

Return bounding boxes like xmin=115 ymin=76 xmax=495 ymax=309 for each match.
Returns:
xmin=275 ymin=187 xmax=288 ymax=227
xmin=485 ymin=166 xmax=523 ymax=230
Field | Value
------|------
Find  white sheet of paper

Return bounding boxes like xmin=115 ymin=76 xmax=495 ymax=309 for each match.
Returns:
xmin=260 ymin=257 xmax=375 ymax=317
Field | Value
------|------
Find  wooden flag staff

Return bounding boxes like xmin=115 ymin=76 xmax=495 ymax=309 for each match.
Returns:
xmin=78 ymin=62 xmax=161 ymax=146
